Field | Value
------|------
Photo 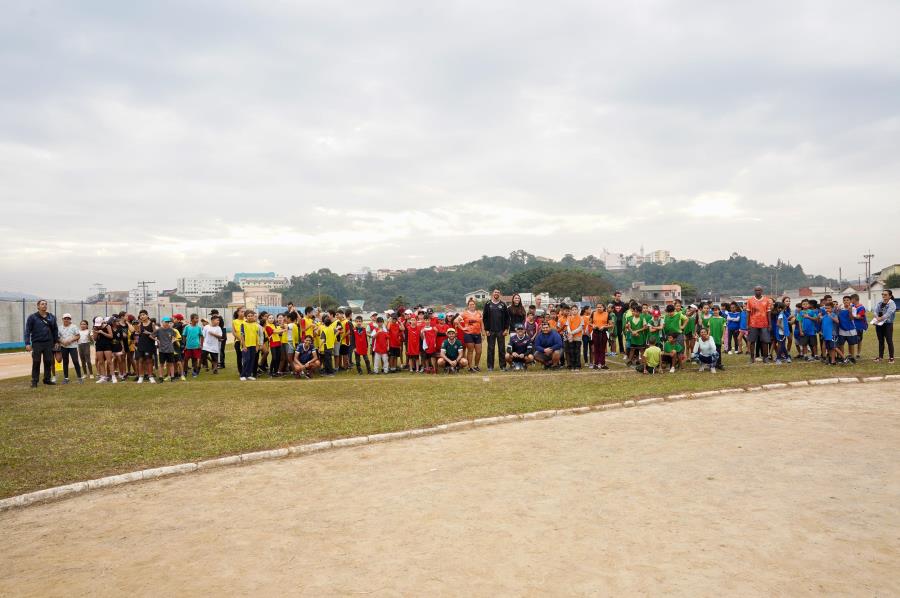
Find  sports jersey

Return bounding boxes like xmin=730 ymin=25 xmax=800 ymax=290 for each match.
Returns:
xmin=663 ymin=313 xmax=686 ymax=335
xmin=706 ymin=316 xmax=725 ymax=344
xmin=627 ymin=315 xmax=648 ymax=346
xmin=232 ymin=319 xmax=244 ymax=346
xmin=405 ymin=322 xmax=421 ymax=356
xmin=683 ymin=313 xmax=696 ymax=334
xmin=320 ymin=321 xmax=338 ymax=350
xmin=565 ymin=315 xmax=584 ymax=340
xmin=420 ymin=325 xmax=438 ymax=354
xmin=388 ymin=322 xmax=403 ymax=348
xmin=507 ymin=334 xmax=533 ymax=355
xmin=662 ymin=340 xmax=684 ymax=353
xmin=643 ymin=345 xmax=661 ymax=368
xmin=266 ymin=324 xmax=281 ymax=348
xmin=239 ymin=321 xmax=260 ymax=348
xmin=647 ymin=318 xmax=663 ymax=344
xmin=461 ymin=311 xmax=483 ymax=335
xmin=821 ymin=312 xmax=836 ymax=341
xmin=373 ymin=328 xmax=390 ymax=354
xmin=800 ymin=309 xmax=818 ymax=336
xmin=353 ymin=326 xmax=369 ymax=354
xmin=296 ymin=345 xmax=316 ymax=365
xmin=441 ymin=338 xmax=463 ymax=360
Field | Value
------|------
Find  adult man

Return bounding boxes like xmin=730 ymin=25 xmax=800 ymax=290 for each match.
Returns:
xmin=438 ymin=328 xmax=467 ymax=373
xmin=25 ymin=299 xmax=59 ymax=387
xmin=610 ymin=291 xmax=626 ymax=354
xmin=533 ymin=321 xmax=562 ymax=368
xmin=505 ymin=323 xmax=534 ymax=370
xmin=482 ymin=288 xmax=510 ymax=371
xmin=746 ymin=285 xmax=773 ymax=363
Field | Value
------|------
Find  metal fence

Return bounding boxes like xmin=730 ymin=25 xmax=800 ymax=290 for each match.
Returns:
xmin=0 ymin=300 xmax=235 ymax=349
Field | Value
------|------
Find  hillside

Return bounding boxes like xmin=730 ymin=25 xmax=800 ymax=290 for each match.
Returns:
xmin=280 ymin=251 xmax=834 ymax=309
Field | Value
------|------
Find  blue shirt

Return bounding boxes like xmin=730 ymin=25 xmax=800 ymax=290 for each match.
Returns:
xmin=837 ymin=308 xmax=855 ymax=332
xmin=776 ymin=313 xmax=790 ymax=340
xmin=726 ymin=311 xmax=741 ymax=330
xmin=25 ymin=312 xmax=59 ymax=344
xmin=183 ymin=324 xmax=203 ymax=349
xmin=533 ymin=330 xmax=563 ymax=353
xmin=820 ymin=313 xmax=835 ymax=341
xmin=800 ymin=309 xmax=818 ymax=336
xmin=739 ymin=311 xmax=748 ymax=330
xmin=853 ymin=305 xmax=867 ymax=331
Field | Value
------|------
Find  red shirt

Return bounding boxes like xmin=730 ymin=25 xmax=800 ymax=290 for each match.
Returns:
xmin=265 ymin=324 xmax=281 ymax=348
xmin=353 ymin=327 xmax=368 ymax=354
xmin=747 ymin=296 xmax=773 ymax=329
xmin=405 ymin=322 xmax=421 ymax=355
xmin=388 ymin=322 xmax=403 ymax=348
xmin=421 ymin=326 xmax=438 ymax=353
xmin=374 ymin=329 xmax=389 ymax=354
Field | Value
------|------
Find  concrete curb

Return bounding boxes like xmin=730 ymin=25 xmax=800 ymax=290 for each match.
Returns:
xmin=2 ymin=374 xmax=892 ymax=513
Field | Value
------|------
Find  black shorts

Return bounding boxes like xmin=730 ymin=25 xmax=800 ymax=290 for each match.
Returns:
xmin=797 ymin=335 xmax=816 ymax=348
xmin=747 ymin=327 xmax=771 ymax=343
xmin=340 ymin=344 xmax=351 ymax=356
xmin=389 ymin=347 xmax=402 ymax=357
xmin=136 ymin=348 xmax=155 ymax=359
xmin=463 ymin=333 xmax=482 ymax=344
xmin=159 ymin=352 xmax=175 ymax=363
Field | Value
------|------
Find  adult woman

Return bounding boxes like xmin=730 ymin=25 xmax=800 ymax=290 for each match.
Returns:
xmin=589 ymin=303 xmax=611 ymax=369
xmin=57 ymin=313 xmax=83 ymax=383
xmin=873 ymin=290 xmax=896 ymax=363
xmin=92 ymin=315 xmax=115 ymax=383
xmin=508 ymin=294 xmax=527 ymax=332
xmin=460 ymin=298 xmax=483 ymax=372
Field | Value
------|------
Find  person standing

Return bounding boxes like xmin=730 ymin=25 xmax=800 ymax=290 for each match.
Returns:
xmin=210 ymin=309 xmax=227 ymax=369
xmin=56 ymin=313 xmax=83 ymax=383
xmin=25 ymin=299 xmax=59 ymax=387
xmin=482 ymin=289 xmax=510 ymax=371
xmin=746 ymin=285 xmax=773 ymax=363
xmin=610 ymin=291 xmax=626 ymax=355
xmin=873 ymin=290 xmax=896 ymax=363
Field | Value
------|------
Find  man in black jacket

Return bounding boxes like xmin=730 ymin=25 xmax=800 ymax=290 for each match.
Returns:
xmin=25 ymin=299 xmax=59 ymax=387
xmin=611 ymin=291 xmax=626 ymax=354
xmin=482 ymin=289 xmax=510 ymax=371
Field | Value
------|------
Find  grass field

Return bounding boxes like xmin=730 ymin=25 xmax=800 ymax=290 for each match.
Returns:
xmin=0 ymin=336 xmax=895 ymax=498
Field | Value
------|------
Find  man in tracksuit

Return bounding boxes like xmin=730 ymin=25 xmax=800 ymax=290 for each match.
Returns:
xmin=482 ymin=289 xmax=510 ymax=371
xmin=25 ymin=299 xmax=59 ymax=387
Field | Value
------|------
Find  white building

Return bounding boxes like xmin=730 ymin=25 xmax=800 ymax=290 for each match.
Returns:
xmin=176 ymin=276 xmax=228 ymax=298
xmin=644 ymin=249 xmax=673 ymax=265
xmin=600 ymin=249 xmax=626 ymax=271
xmin=235 ymin=275 xmax=290 ymax=289
xmin=128 ymin=282 xmax=159 ymax=308
xmin=465 ymin=289 xmax=490 ymax=303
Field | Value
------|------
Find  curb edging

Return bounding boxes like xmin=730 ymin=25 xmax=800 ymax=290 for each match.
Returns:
xmin=1 ymin=374 xmax=894 ymax=512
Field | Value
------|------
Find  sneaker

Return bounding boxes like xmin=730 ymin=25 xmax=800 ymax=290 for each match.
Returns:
xmin=78 ymin=377 xmax=84 ymax=384
xmin=774 ymin=359 xmax=782 ymax=365
xmin=785 ymin=357 xmax=792 ymax=364
xmin=149 ymin=376 xmax=156 ymax=384
xmin=137 ymin=377 xmax=144 ymax=384
xmin=600 ymin=365 xmax=609 ymax=370
xmin=89 ymin=374 xmax=95 ymax=379
xmin=96 ymin=377 xmax=107 ymax=383
xmin=698 ymin=365 xmax=707 ymax=372
xmin=487 ymin=367 xmax=494 ymax=372
xmin=240 ymin=377 xmax=247 ymax=381
xmin=669 ymin=367 xmax=675 ymax=373
xmin=849 ymin=357 xmax=856 ymax=364
xmin=165 ymin=376 xmax=171 ymax=382
xmin=710 ymin=367 xmax=717 ymax=374
xmin=63 ymin=378 xmax=69 ymax=384
xmin=248 ymin=376 xmax=256 ymax=380
xmin=180 ymin=375 xmax=186 ymax=381
xmin=30 ymin=381 xmax=38 ymax=388
xmin=111 ymin=375 xmax=118 ymax=384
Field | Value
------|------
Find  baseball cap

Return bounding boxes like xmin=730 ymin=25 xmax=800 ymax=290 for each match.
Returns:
xmin=173 ymin=314 xmax=184 ymax=320
xmin=162 ymin=316 xmax=172 ymax=322
xmin=62 ymin=313 xmax=72 ymax=319
xmin=689 ymin=304 xmax=697 ymax=309
xmin=437 ymin=313 xmax=446 ymax=320
xmin=93 ymin=316 xmax=104 ymax=326
xmin=515 ymin=323 xmax=525 ymax=330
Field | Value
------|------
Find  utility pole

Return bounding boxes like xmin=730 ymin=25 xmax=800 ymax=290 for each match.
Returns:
xmin=317 ymin=282 xmax=322 ymax=309
xmin=137 ymin=280 xmax=156 ymax=309
xmin=860 ymin=251 xmax=874 ymax=301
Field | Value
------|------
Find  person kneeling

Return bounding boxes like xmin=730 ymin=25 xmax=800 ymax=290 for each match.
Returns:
xmin=638 ymin=337 xmax=662 ymax=374
xmin=292 ymin=337 xmax=321 ymax=379
xmin=692 ymin=328 xmax=719 ymax=373
xmin=437 ymin=328 xmax=467 ymax=373
xmin=661 ymin=333 xmax=684 ymax=373
xmin=533 ymin=321 xmax=562 ymax=368
xmin=505 ymin=324 xmax=534 ymax=371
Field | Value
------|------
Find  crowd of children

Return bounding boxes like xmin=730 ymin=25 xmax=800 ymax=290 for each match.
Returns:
xmin=37 ymin=291 xmax=890 ymax=386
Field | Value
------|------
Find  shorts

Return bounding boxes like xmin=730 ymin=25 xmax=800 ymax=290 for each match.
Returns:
xmin=284 ymin=344 xmax=295 ymax=355
xmin=534 ymin=350 xmax=556 ymax=363
xmin=159 ymin=352 xmax=175 ymax=363
xmin=424 ymin=352 xmax=436 ymax=360
xmin=389 ymin=347 xmax=402 ymax=357
xmin=463 ymin=333 xmax=482 ymax=344
xmin=797 ymin=335 xmax=816 ymax=348
xmin=676 ymin=334 xmax=686 ymax=346
xmin=340 ymin=344 xmax=351 ymax=356
xmin=629 ymin=344 xmax=646 ymax=350
xmin=184 ymin=348 xmax=202 ymax=360
xmin=136 ymin=349 xmax=155 ymax=359
xmin=747 ymin=327 xmax=771 ymax=343
xmin=824 ymin=340 xmax=836 ymax=350
xmin=838 ymin=333 xmax=858 ymax=346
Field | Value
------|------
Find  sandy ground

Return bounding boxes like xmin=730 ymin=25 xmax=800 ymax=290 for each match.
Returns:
xmin=0 ymin=352 xmax=32 ymax=380
xmin=1 ymin=383 xmax=899 ymax=597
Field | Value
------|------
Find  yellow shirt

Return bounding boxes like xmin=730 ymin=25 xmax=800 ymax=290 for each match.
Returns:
xmin=279 ymin=324 xmax=289 ymax=344
xmin=320 ymin=321 xmax=338 ymax=350
xmin=233 ymin=319 xmax=244 ymax=346
xmin=240 ymin=321 xmax=260 ymax=348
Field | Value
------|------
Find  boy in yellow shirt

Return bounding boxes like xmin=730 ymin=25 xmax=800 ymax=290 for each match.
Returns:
xmin=239 ymin=310 xmax=260 ymax=381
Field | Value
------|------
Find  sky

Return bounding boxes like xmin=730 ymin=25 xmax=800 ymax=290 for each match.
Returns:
xmin=3 ymin=1 xmax=900 ymax=298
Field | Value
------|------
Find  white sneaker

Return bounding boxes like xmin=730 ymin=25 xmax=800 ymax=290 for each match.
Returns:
xmin=710 ymin=367 xmax=717 ymax=374
xmin=137 ymin=377 xmax=144 ymax=384
xmin=669 ymin=367 xmax=675 ymax=373
xmin=111 ymin=375 xmax=118 ymax=384
xmin=248 ymin=376 xmax=256 ymax=381
xmin=96 ymin=377 xmax=107 ymax=383
xmin=698 ymin=365 xmax=707 ymax=372
xmin=240 ymin=377 xmax=247 ymax=381
xmin=149 ymin=376 xmax=156 ymax=384
xmin=89 ymin=374 xmax=94 ymax=379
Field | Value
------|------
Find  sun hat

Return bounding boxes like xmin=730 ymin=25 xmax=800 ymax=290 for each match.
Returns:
xmin=62 ymin=313 xmax=72 ymax=319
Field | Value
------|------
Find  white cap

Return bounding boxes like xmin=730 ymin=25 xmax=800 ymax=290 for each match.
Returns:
xmin=93 ymin=316 xmax=104 ymax=326
xmin=62 ymin=313 xmax=72 ymax=319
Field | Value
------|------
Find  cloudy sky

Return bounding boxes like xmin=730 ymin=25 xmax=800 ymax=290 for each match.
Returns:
xmin=3 ymin=1 xmax=899 ymax=298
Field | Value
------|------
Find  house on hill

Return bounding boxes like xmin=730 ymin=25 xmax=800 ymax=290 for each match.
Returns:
xmin=465 ymin=289 xmax=489 ymax=303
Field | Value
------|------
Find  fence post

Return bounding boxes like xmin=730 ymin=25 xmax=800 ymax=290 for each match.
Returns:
xmin=21 ymin=299 xmax=26 ymax=343
xmin=81 ymin=301 xmax=84 ymax=322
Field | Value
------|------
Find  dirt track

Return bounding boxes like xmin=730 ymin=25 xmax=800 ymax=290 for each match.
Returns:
xmin=2 ymin=383 xmax=899 ymax=596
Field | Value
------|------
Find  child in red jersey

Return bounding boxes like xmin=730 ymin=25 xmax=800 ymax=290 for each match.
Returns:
xmin=371 ymin=317 xmax=389 ymax=374
xmin=405 ymin=312 xmax=422 ymax=372
xmin=352 ymin=316 xmax=372 ymax=374
xmin=387 ymin=313 xmax=403 ymax=373
xmin=420 ymin=317 xmax=439 ymax=373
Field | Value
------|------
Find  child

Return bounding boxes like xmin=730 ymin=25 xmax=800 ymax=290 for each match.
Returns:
xmin=404 ymin=313 xmax=421 ymax=373
xmin=202 ymin=315 xmax=223 ymax=375
xmin=850 ymin=294 xmax=867 ymax=358
xmin=798 ymin=300 xmax=819 ymax=361
xmin=78 ymin=319 xmax=94 ymax=379
xmin=625 ymin=305 xmax=648 ymax=366
xmin=821 ymin=302 xmax=837 ymax=365
xmin=319 ymin=312 xmax=338 ymax=376
xmin=155 ymin=317 xmax=178 ymax=382
xmin=639 ymin=336 xmax=661 ymax=374
xmin=387 ymin=314 xmax=403 ymax=373
xmin=353 ymin=316 xmax=373 ymax=374
xmin=371 ymin=316 xmax=390 ymax=374
xmin=183 ymin=313 xmax=204 ymax=378
xmin=265 ymin=313 xmax=283 ymax=376
xmin=774 ymin=304 xmax=792 ymax=364
xmin=420 ymin=317 xmax=439 ymax=373
xmin=293 ymin=336 xmax=320 ymax=379
xmin=738 ymin=303 xmax=749 ymax=353
xmin=438 ymin=327 xmax=467 ymax=373
xmin=661 ymin=333 xmax=683 ymax=373
xmin=692 ymin=327 xmax=719 ymax=373
xmin=647 ymin=309 xmax=663 ymax=350
xmin=133 ymin=311 xmax=155 ymax=384
xmin=565 ymin=306 xmax=584 ymax=370
xmin=683 ymin=304 xmax=698 ymax=356
xmin=580 ymin=306 xmax=592 ymax=366
xmin=726 ymin=302 xmax=742 ymax=354
xmin=707 ymin=305 xmax=727 ymax=370
xmin=837 ymin=296 xmax=859 ymax=364
xmin=239 ymin=310 xmax=260 ymax=381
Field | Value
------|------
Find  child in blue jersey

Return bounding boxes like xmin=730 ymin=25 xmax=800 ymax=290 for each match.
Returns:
xmin=738 ymin=305 xmax=748 ymax=354
xmin=792 ymin=303 xmax=803 ymax=358
xmin=820 ymin=302 xmax=837 ymax=365
xmin=774 ymin=304 xmax=792 ymax=364
xmin=798 ymin=300 xmax=819 ymax=360
xmin=850 ymin=293 xmax=868 ymax=357
xmin=725 ymin=302 xmax=741 ymax=354
xmin=836 ymin=296 xmax=859 ymax=364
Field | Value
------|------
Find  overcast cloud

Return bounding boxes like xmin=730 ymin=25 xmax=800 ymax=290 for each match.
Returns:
xmin=3 ymin=1 xmax=899 ymax=298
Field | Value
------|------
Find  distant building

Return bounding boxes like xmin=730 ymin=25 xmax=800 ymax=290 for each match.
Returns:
xmin=232 ymin=286 xmax=283 ymax=309
xmin=465 ymin=289 xmax=490 ymax=303
xmin=176 ymin=276 xmax=228 ymax=298
xmin=128 ymin=282 xmax=159 ymax=308
xmin=233 ymin=273 xmax=289 ymax=289
xmin=517 ymin=292 xmax=550 ymax=307
xmin=625 ymin=282 xmax=682 ymax=305
xmin=644 ymin=249 xmax=673 ymax=265
xmin=600 ymin=249 xmax=626 ymax=271
xmin=875 ymin=263 xmax=900 ymax=281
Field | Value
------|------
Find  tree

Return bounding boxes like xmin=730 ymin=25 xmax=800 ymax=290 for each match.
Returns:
xmin=301 ymin=293 xmax=339 ymax=311
xmin=534 ymin=270 xmax=613 ymax=300
xmin=884 ymin=274 xmax=900 ymax=289
xmin=389 ymin=295 xmax=408 ymax=310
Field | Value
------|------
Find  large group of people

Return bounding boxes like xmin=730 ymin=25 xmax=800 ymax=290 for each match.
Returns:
xmin=23 ymin=287 xmax=897 ymax=386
